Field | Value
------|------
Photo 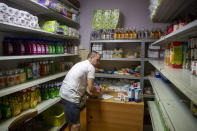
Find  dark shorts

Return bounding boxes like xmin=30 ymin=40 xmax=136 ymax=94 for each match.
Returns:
xmin=61 ymin=98 xmax=80 ymax=124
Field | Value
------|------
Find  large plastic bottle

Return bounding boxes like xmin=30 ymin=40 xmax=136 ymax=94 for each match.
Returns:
xmin=3 ymin=38 xmax=14 ymax=56
xmin=36 ymin=39 xmax=41 ymax=54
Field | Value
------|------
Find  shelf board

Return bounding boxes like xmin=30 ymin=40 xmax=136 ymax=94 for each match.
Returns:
xmin=147 ymin=101 xmax=165 ymax=131
xmin=7 ymin=0 xmax=79 ymax=28
xmin=152 ymin=0 xmax=197 ymax=23
xmin=0 ymin=97 xmax=61 ymax=131
xmin=149 ymin=77 xmax=197 ymax=131
xmin=0 ymin=54 xmax=77 ymax=61
xmin=144 ymin=94 xmax=155 ymax=98
xmin=101 ymin=58 xmax=142 ymax=61
xmin=90 ymin=39 xmax=158 ymax=43
xmin=0 ymin=22 xmax=79 ymax=40
xmin=58 ymin=0 xmax=79 ymax=11
xmin=95 ymin=73 xmax=141 ymax=80
xmin=152 ymin=19 xmax=197 ymax=46
xmin=149 ymin=60 xmax=197 ymax=105
xmin=0 ymin=71 xmax=67 ymax=98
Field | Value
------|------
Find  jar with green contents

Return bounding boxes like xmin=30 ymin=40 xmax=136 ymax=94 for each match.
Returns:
xmin=52 ymin=42 xmax=56 ymax=54
xmin=24 ymin=64 xmax=33 ymax=80
xmin=50 ymin=61 xmax=55 ymax=74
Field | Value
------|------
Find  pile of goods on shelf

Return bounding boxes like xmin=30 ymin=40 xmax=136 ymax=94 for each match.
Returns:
xmin=95 ymin=65 xmax=141 ymax=77
xmin=0 ymin=2 xmax=39 ymax=29
xmin=91 ymin=27 xmax=163 ymax=40
xmin=163 ymin=38 xmax=197 ymax=72
xmin=94 ymin=78 xmax=142 ymax=102
xmin=0 ymin=61 xmax=73 ymax=88
xmin=0 ymin=81 xmax=62 ymax=120
xmin=92 ymin=9 xmax=120 ymax=30
xmin=40 ymin=20 xmax=80 ymax=38
xmin=148 ymin=45 xmax=164 ymax=59
xmin=92 ymin=43 xmax=140 ymax=59
xmin=38 ymin=0 xmax=79 ymax=22
xmin=3 ymin=37 xmax=79 ymax=56
xmin=166 ymin=14 xmax=197 ymax=35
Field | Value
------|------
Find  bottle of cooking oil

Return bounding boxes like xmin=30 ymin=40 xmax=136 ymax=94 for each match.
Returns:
xmin=124 ymin=27 xmax=129 ymax=40
xmin=133 ymin=27 xmax=137 ymax=39
xmin=120 ymin=28 xmax=125 ymax=39
xmin=128 ymin=27 xmax=133 ymax=39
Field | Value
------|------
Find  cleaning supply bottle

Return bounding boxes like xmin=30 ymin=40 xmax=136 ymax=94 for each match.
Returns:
xmin=3 ymin=38 xmax=14 ymax=56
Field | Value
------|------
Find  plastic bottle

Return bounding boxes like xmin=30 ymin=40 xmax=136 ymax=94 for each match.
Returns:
xmin=50 ymin=61 xmax=55 ymax=74
xmin=120 ymin=28 xmax=125 ymax=39
xmin=128 ymin=27 xmax=133 ymax=40
xmin=30 ymin=39 xmax=37 ymax=54
xmin=45 ymin=41 xmax=49 ymax=54
xmin=16 ymin=38 xmax=25 ymax=55
xmin=133 ymin=27 xmax=137 ymax=39
xmin=3 ymin=38 xmax=14 ymax=56
xmin=52 ymin=42 xmax=56 ymax=54
xmin=25 ymin=39 xmax=31 ymax=55
xmin=32 ymin=62 xmax=38 ymax=79
xmin=124 ymin=28 xmax=129 ymax=40
xmin=1 ymin=100 xmax=12 ymax=119
xmin=36 ymin=40 xmax=41 ymax=54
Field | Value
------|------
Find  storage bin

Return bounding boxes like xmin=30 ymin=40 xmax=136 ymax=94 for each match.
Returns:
xmin=42 ymin=103 xmax=65 ymax=127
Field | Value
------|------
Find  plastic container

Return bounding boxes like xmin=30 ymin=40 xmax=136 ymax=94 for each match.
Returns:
xmin=19 ymin=69 xmax=26 ymax=83
xmin=42 ymin=103 xmax=66 ymax=127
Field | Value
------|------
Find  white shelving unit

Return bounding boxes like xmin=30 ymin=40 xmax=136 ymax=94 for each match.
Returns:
xmin=0 ymin=54 xmax=77 ymax=61
xmin=149 ymin=77 xmax=197 ymax=131
xmin=151 ymin=19 xmax=197 ymax=46
xmin=149 ymin=60 xmax=197 ymax=105
xmin=0 ymin=22 xmax=79 ymax=40
xmin=7 ymin=0 xmax=80 ymax=27
xmin=147 ymin=101 xmax=165 ymax=131
xmin=0 ymin=71 xmax=68 ymax=98
xmin=0 ymin=0 xmax=80 ymax=129
xmin=91 ymin=39 xmax=157 ymax=89
xmin=0 ymin=97 xmax=61 ymax=131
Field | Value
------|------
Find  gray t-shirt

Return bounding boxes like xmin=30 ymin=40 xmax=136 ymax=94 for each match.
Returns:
xmin=59 ymin=60 xmax=95 ymax=103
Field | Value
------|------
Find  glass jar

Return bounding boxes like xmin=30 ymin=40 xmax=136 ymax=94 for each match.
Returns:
xmin=19 ymin=69 xmax=26 ymax=83
xmin=7 ymin=70 xmax=15 ymax=86
xmin=0 ymin=72 xmax=6 ymax=88
xmin=15 ymin=69 xmax=20 ymax=85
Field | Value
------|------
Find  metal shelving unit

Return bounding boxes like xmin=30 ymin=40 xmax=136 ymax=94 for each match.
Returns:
xmin=152 ymin=0 xmax=197 ymax=23
xmin=58 ymin=0 xmax=80 ymax=11
xmin=90 ymin=39 xmax=157 ymax=89
xmin=149 ymin=60 xmax=197 ymax=105
xmin=0 ymin=71 xmax=68 ymax=98
xmin=0 ymin=54 xmax=77 ymax=61
xmin=0 ymin=22 xmax=79 ymax=40
xmin=149 ymin=77 xmax=197 ymax=131
xmin=147 ymin=101 xmax=165 ymax=131
xmin=0 ymin=97 xmax=61 ymax=131
xmin=151 ymin=19 xmax=197 ymax=46
xmin=7 ymin=0 xmax=80 ymax=28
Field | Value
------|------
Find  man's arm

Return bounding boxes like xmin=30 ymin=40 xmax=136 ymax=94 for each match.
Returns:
xmin=87 ymin=78 xmax=102 ymax=98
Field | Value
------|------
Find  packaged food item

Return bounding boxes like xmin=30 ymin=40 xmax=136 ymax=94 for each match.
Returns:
xmin=41 ymin=20 xmax=59 ymax=33
xmin=102 ymin=10 xmax=111 ymax=29
xmin=59 ymin=25 xmax=69 ymax=36
xmin=170 ymin=42 xmax=183 ymax=68
xmin=92 ymin=10 xmax=103 ymax=29
xmin=110 ymin=9 xmax=120 ymax=29
xmin=24 ymin=63 xmax=33 ymax=80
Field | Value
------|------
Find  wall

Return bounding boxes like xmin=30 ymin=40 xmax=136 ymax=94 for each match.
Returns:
xmin=79 ymin=0 xmax=167 ymax=49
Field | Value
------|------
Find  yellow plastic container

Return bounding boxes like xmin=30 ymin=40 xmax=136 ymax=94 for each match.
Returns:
xmin=42 ymin=103 xmax=66 ymax=127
